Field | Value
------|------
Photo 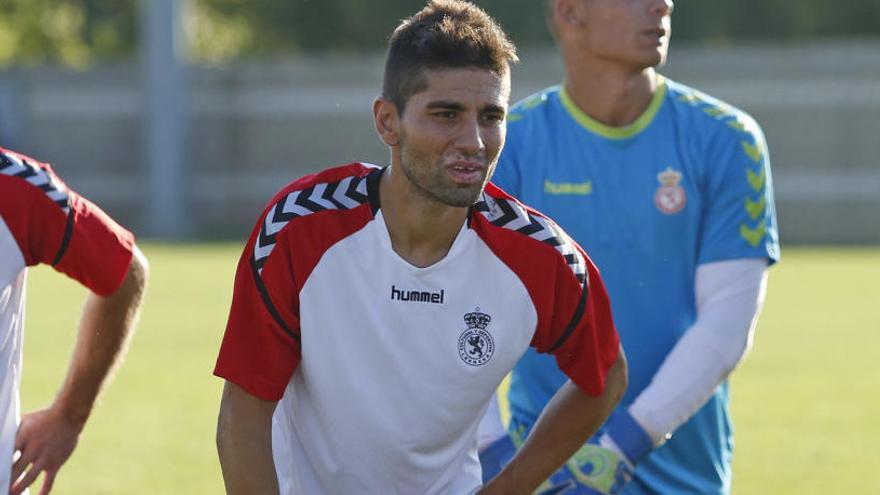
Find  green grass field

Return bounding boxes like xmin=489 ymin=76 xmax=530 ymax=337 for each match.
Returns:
xmin=20 ymin=245 xmax=880 ymax=494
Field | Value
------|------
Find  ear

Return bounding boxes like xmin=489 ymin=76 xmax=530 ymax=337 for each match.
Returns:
xmin=556 ymin=0 xmax=584 ymax=28
xmin=373 ymin=97 xmax=401 ymax=147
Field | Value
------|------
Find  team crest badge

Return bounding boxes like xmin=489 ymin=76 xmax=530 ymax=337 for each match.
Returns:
xmin=458 ymin=308 xmax=495 ymax=366
xmin=654 ymin=166 xmax=687 ymax=214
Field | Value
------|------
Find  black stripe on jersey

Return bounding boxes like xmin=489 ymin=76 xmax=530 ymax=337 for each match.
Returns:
xmin=51 ymin=211 xmax=75 ymax=266
xmin=293 ymin=186 xmax=326 ymax=213
xmin=249 ymin=257 xmax=300 ymax=343
xmin=254 ymin=207 xmax=291 ymax=272
xmin=547 ymin=277 xmax=589 ymax=354
xmin=475 ymin=194 xmax=587 ymax=286
xmin=252 ymin=172 xmax=373 ymax=271
xmin=516 ymin=217 xmax=545 ymax=237
xmin=321 ymin=181 xmax=348 ymax=210
xmin=346 ymin=173 xmax=370 ymax=205
xmin=487 ymin=197 xmax=518 ymax=227
xmin=365 ymin=167 xmax=382 ymax=214
xmin=0 ymin=153 xmax=71 ymax=213
xmin=467 ymin=199 xmax=489 ymax=227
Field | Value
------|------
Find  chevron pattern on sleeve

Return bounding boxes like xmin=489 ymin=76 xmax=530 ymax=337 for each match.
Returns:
xmin=475 ymin=194 xmax=587 ymax=284
xmin=0 ymin=151 xmax=70 ymax=214
xmin=253 ymin=174 xmax=370 ymax=274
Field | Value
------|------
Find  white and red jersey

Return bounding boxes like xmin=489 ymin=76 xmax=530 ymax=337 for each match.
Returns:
xmin=214 ymin=163 xmax=619 ymax=495
xmin=0 ymin=147 xmax=134 ymax=494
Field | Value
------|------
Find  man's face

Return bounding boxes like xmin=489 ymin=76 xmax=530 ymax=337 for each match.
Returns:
xmin=563 ymin=0 xmax=674 ymax=70
xmin=395 ymin=67 xmax=510 ymax=207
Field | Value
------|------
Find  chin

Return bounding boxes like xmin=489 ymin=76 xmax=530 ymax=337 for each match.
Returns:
xmin=634 ymin=53 xmax=664 ymax=71
xmin=436 ymin=185 xmax=485 ymax=208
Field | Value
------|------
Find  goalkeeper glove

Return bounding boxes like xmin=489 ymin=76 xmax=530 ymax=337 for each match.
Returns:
xmin=544 ymin=409 xmax=654 ymax=495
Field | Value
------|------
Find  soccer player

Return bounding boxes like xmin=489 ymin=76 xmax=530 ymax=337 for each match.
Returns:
xmin=213 ymin=1 xmax=627 ymax=494
xmin=479 ymin=0 xmax=780 ymax=493
xmin=0 ymin=147 xmax=148 ymax=495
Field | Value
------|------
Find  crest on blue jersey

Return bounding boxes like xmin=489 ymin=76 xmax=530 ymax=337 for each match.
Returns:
xmin=458 ymin=308 xmax=495 ymax=366
xmin=654 ymin=166 xmax=687 ymax=214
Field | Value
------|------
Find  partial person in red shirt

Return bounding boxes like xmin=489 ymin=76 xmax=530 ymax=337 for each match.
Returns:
xmin=0 ymin=147 xmax=148 ymax=495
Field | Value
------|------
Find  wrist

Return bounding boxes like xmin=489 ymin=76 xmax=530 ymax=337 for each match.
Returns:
xmin=603 ymin=409 xmax=653 ymax=466
xmin=480 ymin=470 xmax=527 ymax=495
xmin=52 ymin=395 xmax=91 ymax=430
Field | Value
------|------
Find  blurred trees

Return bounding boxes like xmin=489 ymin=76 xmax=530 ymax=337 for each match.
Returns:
xmin=1 ymin=0 xmax=879 ymax=67
xmin=0 ymin=0 xmax=137 ymax=66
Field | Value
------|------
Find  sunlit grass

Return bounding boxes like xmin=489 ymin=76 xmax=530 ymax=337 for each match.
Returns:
xmin=20 ymin=245 xmax=880 ymax=494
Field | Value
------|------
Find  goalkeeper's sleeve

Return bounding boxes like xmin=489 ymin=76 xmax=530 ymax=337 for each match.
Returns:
xmin=627 ymin=258 xmax=769 ymax=447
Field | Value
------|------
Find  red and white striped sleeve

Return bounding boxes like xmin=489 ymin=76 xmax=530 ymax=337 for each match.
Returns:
xmin=0 ymin=148 xmax=134 ymax=295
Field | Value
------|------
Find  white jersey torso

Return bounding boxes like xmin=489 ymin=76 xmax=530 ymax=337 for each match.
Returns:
xmin=273 ymin=211 xmax=537 ymax=495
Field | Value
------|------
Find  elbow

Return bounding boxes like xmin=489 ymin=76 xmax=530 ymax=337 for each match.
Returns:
xmin=128 ymin=245 xmax=149 ymax=293
xmin=216 ymin=407 xmax=230 ymax=457
xmin=216 ymin=400 xmax=238 ymax=462
xmin=718 ymin=336 xmax=753 ymax=378
xmin=108 ymin=245 xmax=149 ymax=324
xmin=609 ymin=346 xmax=628 ymax=407
xmin=110 ymin=245 xmax=149 ymax=302
xmin=596 ymin=345 xmax=628 ymax=412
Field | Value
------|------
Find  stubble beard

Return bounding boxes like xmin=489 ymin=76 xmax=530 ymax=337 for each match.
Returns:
xmin=398 ymin=147 xmax=490 ymax=208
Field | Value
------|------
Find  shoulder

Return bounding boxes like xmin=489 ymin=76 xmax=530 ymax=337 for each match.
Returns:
xmin=251 ymin=162 xmax=379 ymax=272
xmin=473 ymin=184 xmax=587 ymax=285
xmin=506 ymin=86 xmax=562 ymax=128
xmin=0 ymin=147 xmax=71 ymax=215
xmin=663 ymin=77 xmax=765 ymax=145
xmin=267 ymin=162 xmax=379 ymax=205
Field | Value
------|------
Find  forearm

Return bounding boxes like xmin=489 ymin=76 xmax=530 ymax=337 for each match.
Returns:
xmin=217 ymin=382 xmax=280 ymax=495
xmin=484 ymin=349 xmax=627 ymax=493
xmin=629 ymin=259 xmax=768 ymax=445
xmin=52 ymin=245 xmax=148 ymax=426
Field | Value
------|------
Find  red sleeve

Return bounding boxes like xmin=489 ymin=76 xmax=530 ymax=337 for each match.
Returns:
xmin=0 ymin=150 xmax=133 ymax=295
xmin=213 ymin=197 xmax=303 ymax=402
xmin=472 ymin=189 xmax=620 ymax=397
xmin=535 ymin=247 xmax=619 ymax=397
xmin=213 ymin=163 xmax=379 ymax=401
xmin=54 ymin=191 xmax=135 ymax=295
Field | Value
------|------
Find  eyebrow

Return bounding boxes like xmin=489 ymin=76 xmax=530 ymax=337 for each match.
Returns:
xmin=425 ymin=100 xmax=507 ymax=115
xmin=425 ymin=100 xmax=466 ymax=111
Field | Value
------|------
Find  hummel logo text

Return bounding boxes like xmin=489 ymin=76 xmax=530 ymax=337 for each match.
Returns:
xmin=390 ymin=285 xmax=445 ymax=304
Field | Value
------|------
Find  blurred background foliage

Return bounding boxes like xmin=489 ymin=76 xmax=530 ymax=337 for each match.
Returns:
xmin=0 ymin=0 xmax=879 ymax=67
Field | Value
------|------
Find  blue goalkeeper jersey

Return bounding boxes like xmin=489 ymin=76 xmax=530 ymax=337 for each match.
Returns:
xmin=493 ymin=76 xmax=780 ymax=495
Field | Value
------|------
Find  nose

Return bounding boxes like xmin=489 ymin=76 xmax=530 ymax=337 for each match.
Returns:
xmin=457 ymin=115 xmax=485 ymax=156
xmin=650 ymin=0 xmax=673 ymax=16
xmin=658 ymin=0 xmax=675 ymax=15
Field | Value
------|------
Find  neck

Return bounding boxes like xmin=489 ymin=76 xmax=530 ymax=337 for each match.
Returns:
xmin=379 ymin=165 xmax=470 ymax=268
xmin=562 ymin=55 xmax=659 ymax=127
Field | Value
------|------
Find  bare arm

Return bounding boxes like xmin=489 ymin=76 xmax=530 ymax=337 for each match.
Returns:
xmin=11 ymin=245 xmax=148 ymax=495
xmin=217 ymin=381 xmax=280 ymax=495
xmin=481 ymin=347 xmax=627 ymax=494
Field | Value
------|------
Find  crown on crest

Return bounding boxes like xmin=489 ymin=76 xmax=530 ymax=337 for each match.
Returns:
xmin=464 ymin=308 xmax=491 ymax=329
xmin=657 ymin=166 xmax=682 ymax=186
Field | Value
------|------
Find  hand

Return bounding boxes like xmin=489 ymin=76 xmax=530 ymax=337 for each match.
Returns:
xmin=9 ymin=407 xmax=83 ymax=495
xmin=479 ymin=437 xmax=632 ymax=495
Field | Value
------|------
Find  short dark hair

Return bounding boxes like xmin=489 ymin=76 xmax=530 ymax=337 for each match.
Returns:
xmin=382 ymin=0 xmax=518 ymax=113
